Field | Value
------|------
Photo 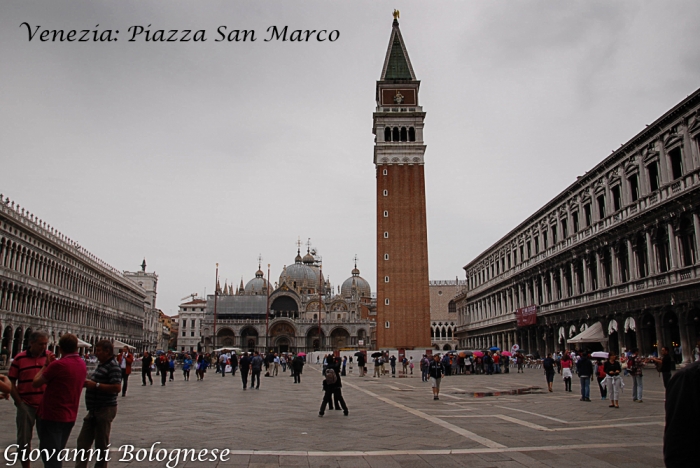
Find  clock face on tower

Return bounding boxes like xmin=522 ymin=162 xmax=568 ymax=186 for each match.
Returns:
xmin=381 ymin=89 xmax=416 ymax=106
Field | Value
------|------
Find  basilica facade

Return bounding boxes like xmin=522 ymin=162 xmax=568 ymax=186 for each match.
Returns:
xmin=198 ymin=247 xmax=377 ymax=354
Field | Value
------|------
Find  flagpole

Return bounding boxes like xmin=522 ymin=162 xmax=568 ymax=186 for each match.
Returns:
xmin=266 ymin=263 xmax=271 ymax=352
xmin=213 ymin=263 xmax=219 ymax=352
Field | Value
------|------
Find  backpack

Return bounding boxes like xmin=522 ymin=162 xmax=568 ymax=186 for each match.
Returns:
xmin=597 ymin=364 xmax=606 ymax=379
xmin=325 ymin=368 xmax=337 ymax=385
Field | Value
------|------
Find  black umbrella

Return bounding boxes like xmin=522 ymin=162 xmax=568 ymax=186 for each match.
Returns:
xmin=354 ymin=351 xmax=364 ymax=357
xmin=371 ymin=352 xmax=382 ymax=358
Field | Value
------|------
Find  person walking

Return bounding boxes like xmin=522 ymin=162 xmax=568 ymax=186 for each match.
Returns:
xmin=576 ymin=351 xmax=593 ymax=402
xmin=373 ymin=355 xmax=382 ymax=378
xmin=561 ymin=352 xmax=573 ymax=392
xmin=32 ymin=334 xmax=87 ymax=468
xmin=250 ymin=351 xmax=264 ymax=389
xmin=628 ymin=348 xmax=644 ymax=403
xmin=516 ymin=351 xmax=525 ymax=373
xmin=168 ymin=355 xmax=175 ymax=381
xmin=75 ymin=340 xmax=122 ymax=468
xmin=421 ymin=355 xmax=430 ymax=382
xmin=116 ymin=347 xmax=133 ymax=397
xmin=341 ymin=356 xmax=347 ymax=376
xmin=280 ymin=355 xmax=287 ymax=373
xmin=141 ymin=351 xmax=153 ymax=386
xmin=292 ymin=353 xmax=304 ymax=384
xmin=318 ymin=360 xmax=348 ymax=417
xmin=357 ymin=353 xmax=366 ymax=377
xmin=218 ymin=354 xmax=227 ymax=378
xmin=239 ymin=352 xmax=251 ymax=389
xmin=157 ymin=354 xmax=168 ymax=386
xmin=543 ymin=353 xmax=555 ymax=392
xmin=389 ymin=355 xmax=397 ymax=377
xmin=595 ymin=359 xmax=608 ymax=399
xmin=272 ymin=354 xmax=280 ymax=377
xmin=8 ymin=331 xmax=52 ymax=468
xmin=428 ymin=354 xmax=445 ymax=400
xmin=493 ymin=352 xmax=501 ymax=374
xmin=409 ymin=356 xmax=414 ymax=375
xmin=182 ymin=355 xmax=192 ymax=381
xmin=602 ymin=353 xmax=623 ymax=408
xmin=230 ymin=353 xmax=238 ymax=377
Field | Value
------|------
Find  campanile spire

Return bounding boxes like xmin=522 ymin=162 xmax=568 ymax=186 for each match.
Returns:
xmin=373 ymin=15 xmax=431 ymax=349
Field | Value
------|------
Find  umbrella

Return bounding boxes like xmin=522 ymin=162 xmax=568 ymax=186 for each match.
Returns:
xmin=297 ymin=352 xmax=306 ymax=357
xmin=458 ymin=351 xmax=473 ymax=357
xmin=501 ymin=351 xmax=512 ymax=357
xmin=354 ymin=351 xmax=364 ymax=357
xmin=473 ymin=351 xmax=484 ymax=357
xmin=113 ymin=340 xmax=135 ymax=350
xmin=489 ymin=346 xmax=500 ymax=352
xmin=371 ymin=352 xmax=382 ymax=358
xmin=591 ymin=351 xmax=609 ymax=359
xmin=76 ymin=338 xmax=92 ymax=348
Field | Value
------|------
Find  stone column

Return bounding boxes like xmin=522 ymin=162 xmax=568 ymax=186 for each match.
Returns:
xmin=646 ymin=230 xmax=657 ymax=275
xmin=654 ymin=311 xmax=665 ymax=353
xmin=595 ymin=251 xmax=603 ymax=289
xmin=678 ymin=311 xmax=692 ymax=364
xmin=657 ymin=141 xmax=671 ymax=186
xmin=667 ymin=222 xmax=679 ymax=270
xmin=628 ymin=238 xmax=638 ymax=280
xmin=582 ymin=257 xmax=589 ymax=293
xmin=611 ymin=245 xmax=619 ymax=285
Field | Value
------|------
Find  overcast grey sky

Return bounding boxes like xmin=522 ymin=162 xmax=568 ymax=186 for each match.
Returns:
xmin=2 ymin=1 xmax=699 ymax=316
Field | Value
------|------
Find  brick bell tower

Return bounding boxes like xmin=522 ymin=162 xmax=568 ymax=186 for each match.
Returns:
xmin=374 ymin=15 xmax=431 ymax=349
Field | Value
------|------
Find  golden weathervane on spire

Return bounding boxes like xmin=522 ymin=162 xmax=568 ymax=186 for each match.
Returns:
xmin=393 ymin=9 xmax=400 ymax=20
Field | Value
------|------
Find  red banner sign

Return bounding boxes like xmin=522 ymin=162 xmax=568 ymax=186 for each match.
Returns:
xmin=516 ymin=305 xmax=537 ymax=327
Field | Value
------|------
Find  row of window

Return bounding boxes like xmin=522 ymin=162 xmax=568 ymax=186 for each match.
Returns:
xmin=383 ymin=126 xmax=417 ymax=142
xmin=468 ymin=143 xmax=695 ymax=290
xmin=0 ymin=236 xmax=144 ymax=315
xmin=466 ymin=219 xmax=697 ymax=322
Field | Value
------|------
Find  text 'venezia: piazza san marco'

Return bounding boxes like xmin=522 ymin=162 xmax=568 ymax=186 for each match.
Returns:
xmin=19 ymin=23 xmax=340 ymax=43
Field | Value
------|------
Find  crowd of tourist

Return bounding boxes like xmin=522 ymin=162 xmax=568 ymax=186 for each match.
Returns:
xmin=1 ymin=332 xmax=700 ymax=468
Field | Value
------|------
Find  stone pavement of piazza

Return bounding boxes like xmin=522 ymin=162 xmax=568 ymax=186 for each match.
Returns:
xmin=0 ymin=364 xmax=665 ymax=467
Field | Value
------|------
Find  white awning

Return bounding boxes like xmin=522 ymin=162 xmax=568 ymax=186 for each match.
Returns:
xmin=113 ymin=340 xmax=136 ymax=350
xmin=77 ymin=338 xmax=92 ymax=348
xmin=608 ymin=319 xmax=618 ymax=335
xmin=568 ymin=322 xmax=607 ymax=344
xmin=624 ymin=317 xmax=636 ymax=332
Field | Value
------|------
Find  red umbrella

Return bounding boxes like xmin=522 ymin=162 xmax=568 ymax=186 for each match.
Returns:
xmin=473 ymin=351 xmax=484 ymax=357
xmin=501 ymin=351 xmax=512 ymax=357
xmin=297 ymin=352 xmax=306 ymax=357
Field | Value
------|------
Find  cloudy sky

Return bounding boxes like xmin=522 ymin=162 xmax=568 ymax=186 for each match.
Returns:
xmin=2 ymin=1 xmax=699 ymax=316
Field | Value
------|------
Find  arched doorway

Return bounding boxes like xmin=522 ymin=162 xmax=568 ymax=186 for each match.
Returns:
xmin=306 ymin=328 xmax=325 ymax=352
xmin=270 ymin=321 xmax=296 ymax=353
xmin=330 ymin=328 xmax=350 ymax=350
xmin=608 ymin=320 xmax=620 ymax=355
xmin=623 ymin=317 xmax=637 ymax=350
xmin=443 ymin=344 xmax=452 ymax=351
xmin=663 ymin=311 xmax=682 ymax=364
xmin=217 ymin=328 xmax=236 ymax=348
xmin=640 ymin=313 xmax=657 ymax=356
xmin=12 ymin=327 xmax=23 ymax=356
xmin=2 ymin=326 xmax=13 ymax=356
xmin=240 ymin=327 xmax=258 ymax=352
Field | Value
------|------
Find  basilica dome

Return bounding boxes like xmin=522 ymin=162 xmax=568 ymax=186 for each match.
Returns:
xmin=244 ymin=267 xmax=270 ymax=295
xmin=279 ymin=252 xmax=318 ymax=292
xmin=341 ymin=265 xmax=371 ymax=298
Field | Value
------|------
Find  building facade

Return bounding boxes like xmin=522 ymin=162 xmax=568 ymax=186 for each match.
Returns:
xmin=124 ymin=260 xmax=160 ymax=351
xmin=429 ymin=280 xmax=464 ymax=351
xmin=374 ymin=17 xmax=431 ymax=349
xmin=0 ymin=195 xmax=148 ymax=356
xmin=455 ymin=89 xmax=700 ymax=364
xmin=177 ymin=298 xmax=206 ymax=353
xmin=200 ymin=247 xmax=377 ymax=353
